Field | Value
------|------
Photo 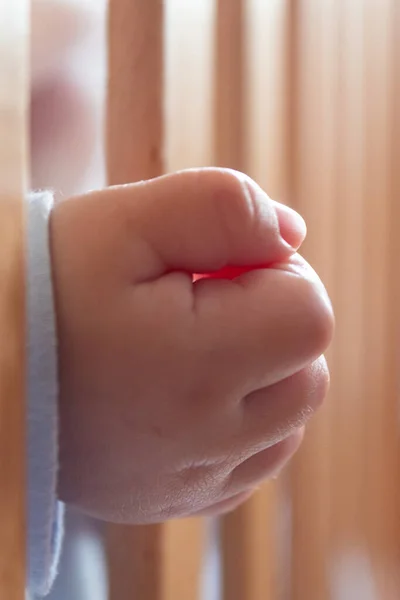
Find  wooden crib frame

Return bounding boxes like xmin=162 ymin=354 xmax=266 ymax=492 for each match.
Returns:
xmin=1 ymin=1 xmax=399 ymax=598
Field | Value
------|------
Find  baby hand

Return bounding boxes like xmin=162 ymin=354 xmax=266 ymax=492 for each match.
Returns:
xmin=51 ymin=168 xmax=334 ymax=522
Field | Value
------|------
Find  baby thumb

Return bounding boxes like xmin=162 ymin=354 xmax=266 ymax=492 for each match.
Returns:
xmin=114 ymin=168 xmax=306 ymax=281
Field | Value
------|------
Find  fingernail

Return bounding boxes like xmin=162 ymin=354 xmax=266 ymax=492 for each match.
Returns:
xmin=274 ymin=202 xmax=307 ymax=251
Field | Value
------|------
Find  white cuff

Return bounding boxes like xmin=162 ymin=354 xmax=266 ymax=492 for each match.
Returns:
xmin=26 ymin=192 xmax=64 ymax=597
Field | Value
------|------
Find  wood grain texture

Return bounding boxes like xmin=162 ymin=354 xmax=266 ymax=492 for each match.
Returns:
xmin=0 ymin=1 xmax=29 ymax=598
xmin=221 ymin=488 xmax=279 ymax=600
xmin=106 ymin=2 xmax=204 ymax=598
xmin=213 ymin=0 xmax=246 ymax=170
xmin=106 ymin=0 xmax=164 ymax=185
xmin=108 ymin=520 xmax=205 ymax=600
xmin=288 ymin=1 xmax=339 ymax=599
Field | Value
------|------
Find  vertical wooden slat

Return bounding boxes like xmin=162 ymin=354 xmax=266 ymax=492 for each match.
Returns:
xmin=106 ymin=1 xmax=204 ymax=599
xmin=360 ymin=0 xmax=400 ymax=595
xmin=165 ymin=0 xmax=215 ymax=171
xmin=218 ymin=2 xmax=283 ymax=600
xmin=108 ymin=525 xmax=164 ymax=600
xmin=221 ymin=491 xmax=278 ymax=600
xmin=243 ymin=0 xmax=290 ymax=202
xmin=388 ymin=15 xmax=400 ymax=593
xmin=215 ymin=2 xmax=257 ymax=599
xmin=328 ymin=0 xmax=368 ymax=588
xmin=106 ymin=0 xmax=164 ymax=184
xmin=108 ymin=520 xmax=205 ymax=600
xmin=328 ymin=2 xmax=400 ymax=596
xmin=0 ymin=1 xmax=29 ymax=598
xmin=213 ymin=0 xmax=246 ymax=171
xmin=290 ymin=1 xmax=400 ymax=599
xmin=288 ymin=1 xmax=338 ymax=599
xmin=246 ymin=0 xmax=292 ymax=201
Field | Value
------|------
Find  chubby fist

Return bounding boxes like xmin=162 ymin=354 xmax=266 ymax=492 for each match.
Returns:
xmin=51 ymin=168 xmax=334 ymax=522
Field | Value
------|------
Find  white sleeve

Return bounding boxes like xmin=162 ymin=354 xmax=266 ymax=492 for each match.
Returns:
xmin=26 ymin=191 xmax=65 ymax=597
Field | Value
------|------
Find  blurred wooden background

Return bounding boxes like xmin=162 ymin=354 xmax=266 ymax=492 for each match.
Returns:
xmin=107 ymin=1 xmax=400 ymax=598
xmin=0 ymin=0 xmax=399 ymax=598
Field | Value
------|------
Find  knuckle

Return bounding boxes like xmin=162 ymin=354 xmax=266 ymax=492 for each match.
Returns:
xmin=289 ymin=273 xmax=334 ymax=359
xmin=294 ymin=356 xmax=330 ymax=414
xmin=175 ymin=460 xmax=224 ymax=497
xmin=205 ymin=169 xmax=261 ymax=243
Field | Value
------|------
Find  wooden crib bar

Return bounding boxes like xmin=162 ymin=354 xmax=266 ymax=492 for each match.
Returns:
xmin=0 ymin=2 xmax=29 ymax=598
xmin=106 ymin=0 xmax=164 ymax=184
xmin=106 ymin=1 xmax=205 ymax=598
xmin=290 ymin=0 xmax=400 ymax=598
xmin=216 ymin=2 xmax=285 ymax=599
xmin=213 ymin=0 xmax=245 ymax=171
